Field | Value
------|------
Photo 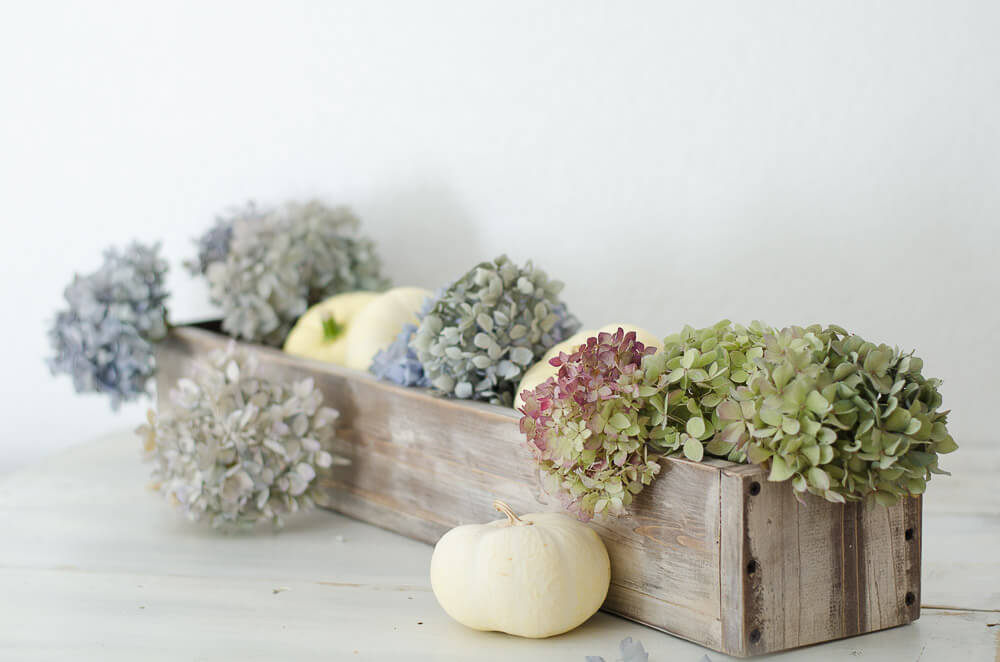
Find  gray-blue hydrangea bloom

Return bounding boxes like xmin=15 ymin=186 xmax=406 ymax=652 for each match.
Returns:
xmin=138 ymin=343 xmax=344 ymax=531
xmin=48 ymin=242 xmax=169 ymax=409
xmin=411 ymin=255 xmax=581 ymax=406
xmin=185 ymin=202 xmax=266 ymax=275
xmin=369 ymin=322 xmax=428 ymax=387
xmin=205 ymin=200 xmax=389 ymax=346
xmin=369 ymin=290 xmax=443 ymax=387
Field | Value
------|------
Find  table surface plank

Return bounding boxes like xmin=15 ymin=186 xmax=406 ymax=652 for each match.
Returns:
xmin=0 ymin=430 xmax=996 ymax=662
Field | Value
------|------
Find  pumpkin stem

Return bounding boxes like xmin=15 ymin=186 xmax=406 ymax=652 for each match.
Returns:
xmin=321 ymin=314 xmax=345 ymax=342
xmin=493 ymin=500 xmax=532 ymax=526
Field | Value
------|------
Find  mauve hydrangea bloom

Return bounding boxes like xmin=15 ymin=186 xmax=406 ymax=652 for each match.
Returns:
xmin=412 ymin=255 xmax=580 ymax=405
xmin=205 ymin=200 xmax=389 ymax=346
xmin=48 ymin=242 xmax=169 ymax=409
xmin=520 ymin=328 xmax=660 ymax=520
xmin=138 ymin=343 xmax=344 ymax=531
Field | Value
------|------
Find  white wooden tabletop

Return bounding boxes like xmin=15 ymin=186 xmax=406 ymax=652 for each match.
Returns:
xmin=1 ymin=430 xmax=996 ymax=662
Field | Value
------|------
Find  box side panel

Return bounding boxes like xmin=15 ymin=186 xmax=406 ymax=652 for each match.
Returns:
xmin=726 ymin=465 xmax=920 ymax=656
xmin=156 ymin=328 xmax=725 ymax=651
xmin=719 ymin=469 xmax=752 ymax=657
xmin=858 ymin=494 xmax=922 ymax=629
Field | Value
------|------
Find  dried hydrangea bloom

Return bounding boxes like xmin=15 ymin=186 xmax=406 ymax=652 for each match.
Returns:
xmin=520 ymin=328 xmax=660 ymax=520
xmin=642 ymin=320 xmax=957 ymax=505
xmin=369 ymin=290 xmax=442 ymax=387
xmin=639 ymin=320 xmax=771 ymax=463
xmin=184 ymin=202 xmax=266 ymax=275
xmin=411 ymin=255 xmax=580 ymax=405
xmin=48 ymin=242 xmax=169 ymax=409
xmin=206 ymin=200 xmax=389 ymax=346
xmin=138 ymin=343 xmax=343 ymax=530
xmin=719 ymin=325 xmax=956 ymax=505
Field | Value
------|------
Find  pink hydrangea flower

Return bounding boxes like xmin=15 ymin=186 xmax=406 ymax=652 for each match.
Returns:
xmin=519 ymin=328 xmax=661 ymax=520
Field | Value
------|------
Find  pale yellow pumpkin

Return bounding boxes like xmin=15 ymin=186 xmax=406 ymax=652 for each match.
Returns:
xmin=430 ymin=501 xmax=610 ymax=638
xmin=282 ymin=291 xmax=380 ymax=365
xmin=342 ymin=286 xmax=431 ymax=371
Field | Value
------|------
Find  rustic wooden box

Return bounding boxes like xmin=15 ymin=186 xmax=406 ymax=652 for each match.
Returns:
xmin=156 ymin=324 xmax=922 ymax=657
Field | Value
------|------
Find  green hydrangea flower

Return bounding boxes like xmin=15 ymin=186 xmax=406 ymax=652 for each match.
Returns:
xmin=640 ymin=321 xmax=956 ymax=505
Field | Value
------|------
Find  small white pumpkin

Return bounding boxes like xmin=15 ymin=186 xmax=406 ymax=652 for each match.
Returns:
xmin=430 ymin=500 xmax=610 ymax=638
xmin=513 ymin=324 xmax=663 ymax=411
xmin=282 ymin=291 xmax=380 ymax=365
xmin=342 ymin=286 xmax=431 ymax=371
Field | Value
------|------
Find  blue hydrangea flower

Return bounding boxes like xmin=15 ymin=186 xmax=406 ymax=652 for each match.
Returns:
xmin=369 ymin=289 xmax=443 ymax=387
xmin=48 ymin=242 xmax=169 ymax=409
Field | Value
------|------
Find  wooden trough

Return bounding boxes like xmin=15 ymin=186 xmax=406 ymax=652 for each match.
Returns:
xmin=156 ymin=323 xmax=922 ymax=657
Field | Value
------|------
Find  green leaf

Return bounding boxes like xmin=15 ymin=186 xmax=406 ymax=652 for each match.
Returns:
xmin=824 ymin=490 xmax=846 ymax=504
xmin=874 ymin=491 xmax=899 ymax=507
xmin=935 ymin=435 xmax=959 ymax=453
xmin=683 ymin=436 xmax=704 ymax=462
xmin=638 ymin=385 xmax=659 ymax=397
xmin=747 ymin=444 xmax=772 ymax=464
xmin=701 ymin=393 xmax=723 ymax=408
xmin=807 ymin=467 xmax=831 ymax=491
xmin=686 ymin=417 xmax=706 ymax=438
xmin=802 ymin=444 xmax=820 ymax=466
xmin=705 ymin=439 xmax=734 ymax=456
xmin=608 ymin=413 xmax=631 ymax=431
xmin=681 ymin=348 xmax=698 ymax=369
xmin=760 ymin=407 xmax=783 ymax=428
xmin=768 ymin=455 xmax=796 ymax=482
xmin=806 ymin=391 xmax=830 ymax=415
xmin=687 ymin=369 xmax=709 ymax=382
xmin=908 ymin=450 xmax=937 ymax=467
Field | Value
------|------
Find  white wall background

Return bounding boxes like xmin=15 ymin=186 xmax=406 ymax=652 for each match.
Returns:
xmin=1 ymin=1 xmax=997 ymax=474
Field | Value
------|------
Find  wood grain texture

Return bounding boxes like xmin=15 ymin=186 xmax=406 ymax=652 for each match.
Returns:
xmin=156 ymin=324 xmax=922 ymax=657
xmin=719 ymin=466 xmax=921 ymax=657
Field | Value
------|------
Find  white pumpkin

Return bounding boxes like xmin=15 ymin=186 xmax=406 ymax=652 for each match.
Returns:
xmin=513 ymin=324 xmax=663 ymax=411
xmin=282 ymin=291 xmax=380 ymax=365
xmin=342 ymin=286 xmax=431 ymax=371
xmin=430 ymin=500 xmax=610 ymax=638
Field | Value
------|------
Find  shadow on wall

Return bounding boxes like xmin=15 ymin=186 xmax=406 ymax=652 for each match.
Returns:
xmin=356 ymin=180 xmax=483 ymax=289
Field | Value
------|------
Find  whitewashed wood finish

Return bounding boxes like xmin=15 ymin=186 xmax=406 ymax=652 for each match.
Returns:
xmin=0 ymin=430 xmax=997 ymax=661
xmin=719 ymin=465 xmax=921 ymax=656
xmin=156 ymin=325 xmax=922 ymax=657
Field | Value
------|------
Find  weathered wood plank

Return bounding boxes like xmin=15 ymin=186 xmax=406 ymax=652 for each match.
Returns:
xmin=723 ymin=461 xmax=921 ymax=656
xmin=156 ymin=324 xmax=921 ymax=658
